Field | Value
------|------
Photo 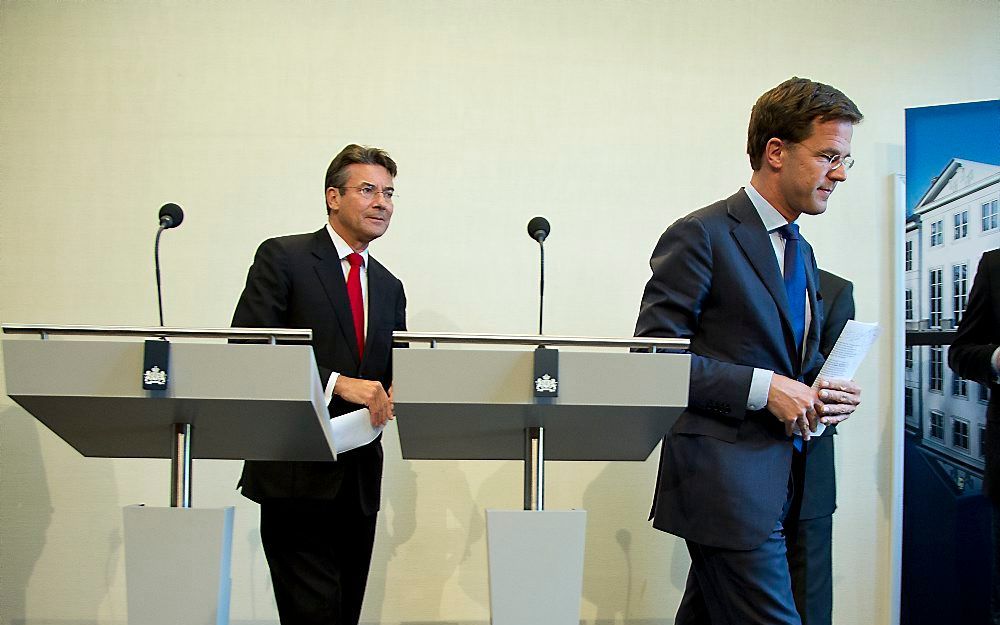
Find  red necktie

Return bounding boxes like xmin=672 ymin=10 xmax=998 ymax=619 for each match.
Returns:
xmin=346 ymin=253 xmax=365 ymax=358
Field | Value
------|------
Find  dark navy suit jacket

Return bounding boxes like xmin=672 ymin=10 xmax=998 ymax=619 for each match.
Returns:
xmin=798 ymin=269 xmax=854 ymax=520
xmin=232 ymin=227 xmax=406 ymax=515
xmin=949 ymin=248 xmax=1000 ymax=504
xmin=636 ymin=189 xmax=824 ymax=550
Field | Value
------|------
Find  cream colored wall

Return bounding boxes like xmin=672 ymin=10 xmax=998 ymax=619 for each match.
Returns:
xmin=1 ymin=1 xmax=998 ymax=623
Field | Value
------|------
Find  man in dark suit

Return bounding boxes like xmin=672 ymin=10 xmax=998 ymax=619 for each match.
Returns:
xmin=635 ymin=78 xmax=863 ymax=624
xmin=232 ymin=144 xmax=407 ymax=625
xmin=787 ymin=269 xmax=854 ymax=625
xmin=948 ymin=248 xmax=1000 ymax=625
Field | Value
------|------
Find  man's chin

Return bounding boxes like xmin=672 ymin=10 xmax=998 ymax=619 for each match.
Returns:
xmin=801 ymin=202 xmax=828 ymax=216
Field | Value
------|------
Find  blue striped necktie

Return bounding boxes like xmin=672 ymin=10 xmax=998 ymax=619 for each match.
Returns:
xmin=778 ymin=223 xmax=806 ymax=451
xmin=778 ymin=223 xmax=806 ymax=362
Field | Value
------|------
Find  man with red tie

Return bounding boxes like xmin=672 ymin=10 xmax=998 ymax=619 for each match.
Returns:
xmin=232 ymin=144 xmax=407 ymax=625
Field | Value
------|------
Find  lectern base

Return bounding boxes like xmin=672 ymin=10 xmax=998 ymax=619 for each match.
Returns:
xmin=123 ymin=505 xmax=234 ymax=625
xmin=486 ymin=509 xmax=586 ymax=625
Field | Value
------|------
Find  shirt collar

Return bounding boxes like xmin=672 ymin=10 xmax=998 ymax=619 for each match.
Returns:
xmin=744 ymin=182 xmax=792 ymax=232
xmin=325 ymin=223 xmax=369 ymax=265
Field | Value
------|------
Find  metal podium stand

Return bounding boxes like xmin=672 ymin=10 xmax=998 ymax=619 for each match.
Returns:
xmin=392 ymin=332 xmax=690 ymax=625
xmin=2 ymin=324 xmax=336 ymax=625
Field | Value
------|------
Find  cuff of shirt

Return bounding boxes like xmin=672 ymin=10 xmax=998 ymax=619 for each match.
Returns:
xmin=324 ymin=372 xmax=340 ymax=406
xmin=748 ymin=368 xmax=773 ymax=411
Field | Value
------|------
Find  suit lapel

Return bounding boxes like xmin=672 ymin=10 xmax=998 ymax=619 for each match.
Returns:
xmin=801 ymin=238 xmax=822 ymax=373
xmin=728 ymin=191 xmax=797 ymax=348
xmin=363 ymin=256 xmax=391 ymax=365
xmin=310 ymin=229 xmax=362 ymax=366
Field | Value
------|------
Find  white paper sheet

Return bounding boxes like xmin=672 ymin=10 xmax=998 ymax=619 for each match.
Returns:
xmin=329 ymin=408 xmax=384 ymax=454
xmin=795 ymin=319 xmax=881 ymax=437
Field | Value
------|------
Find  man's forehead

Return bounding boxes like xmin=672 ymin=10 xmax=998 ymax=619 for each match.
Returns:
xmin=345 ymin=163 xmax=392 ymax=181
xmin=802 ymin=118 xmax=854 ymax=144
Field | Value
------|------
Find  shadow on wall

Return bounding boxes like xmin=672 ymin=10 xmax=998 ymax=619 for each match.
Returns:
xmin=1 ymin=406 xmax=52 ymax=625
xmin=1 ymin=402 xmax=124 ymax=625
xmin=242 ymin=506 xmax=273 ymax=623
xmin=364 ymin=428 xmax=420 ymax=624
xmin=580 ymin=455 xmax=690 ymax=624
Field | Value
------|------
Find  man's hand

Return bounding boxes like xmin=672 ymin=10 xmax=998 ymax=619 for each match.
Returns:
xmin=334 ymin=376 xmax=394 ymax=427
xmin=815 ymin=378 xmax=861 ymax=426
xmin=767 ymin=374 xmax=822 ymax=440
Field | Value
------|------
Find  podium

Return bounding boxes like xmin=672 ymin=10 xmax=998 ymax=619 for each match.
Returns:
xmin=2 ymin=324 xmax=335 ymax=625
xmin=392 ymin=332 xmax=690 ymax=625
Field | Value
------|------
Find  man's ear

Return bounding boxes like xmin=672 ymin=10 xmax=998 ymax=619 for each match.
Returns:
xmin=764 ymin=137 xmax=785 ymax=171
xmin=326 ymin=187 xmax=340 ymax=213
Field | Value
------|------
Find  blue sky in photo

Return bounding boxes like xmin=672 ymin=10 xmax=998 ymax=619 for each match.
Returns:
xmin=905 ymin=99 xmax=1000 ymax=215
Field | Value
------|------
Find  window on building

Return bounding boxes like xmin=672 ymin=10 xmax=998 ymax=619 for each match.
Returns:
xmin=929 ymin=345 xmax=944 ymax=392
xmin=981 ymin=383 xmax=992 ymax=403
xmin=953 ymin=263 xmax=968 ymax=324
xmin=929 ymin=268 xmax=943 ymax=328
xmin=953 ymin=210 xmax=968 ymax=239
xmin=905 ymin=240 xmax=913 ymax=271
xmin=930 ymin=410 xmax=944 ymax=440
xmin=981 ymin=425 xmax=988 ymax=459
xmin=952 ymin=373 xmax=968 ymax=398
xmin=905 ymin=345 xmax=913 ymax=370
xmin=983 ymin=199 xmax=999 ymax=232
xmin=930 ymin=220 xmax=944 ymax=246
xmin=905 ymin=387 xmax=913 ymax=418
xmin=905 ymin=289 xmax=913 ymax=321
xmin=952 ymin=417 xmax=970 ymax=451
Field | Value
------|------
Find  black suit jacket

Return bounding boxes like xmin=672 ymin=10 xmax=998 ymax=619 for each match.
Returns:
xmin=799 ymin=269 xmax=855 ymax=520
xmin=232 ymin=228 xmax=406 ymax=515
xmin=636 ymin=189 xmax=824 ymax=550
xmin=948 ymin=248 xmax=1000 ymax=504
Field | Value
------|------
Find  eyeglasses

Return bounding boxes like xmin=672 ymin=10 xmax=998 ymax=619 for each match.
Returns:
xmin=787 ymin=141 xmax=855 ymax=172
xmin=341 ymin=183 xmax=395 ymax=202
xmin=817 ymin=152 xmax=855 ymax=171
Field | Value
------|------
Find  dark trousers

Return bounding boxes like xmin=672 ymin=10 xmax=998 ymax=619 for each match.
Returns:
xmin=260 ymin=496 xmax=377 ymax=625
xmin=675 ymin=448 xmax=806 ymax=625
xmin=787 ymin=514 xmax=833 ymax=625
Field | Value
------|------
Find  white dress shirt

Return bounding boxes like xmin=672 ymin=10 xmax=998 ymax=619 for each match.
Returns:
xmin=323 ymin=223 xmax=369 ymax=404
xmin=743 ymin=183 xmax=813 ymax=411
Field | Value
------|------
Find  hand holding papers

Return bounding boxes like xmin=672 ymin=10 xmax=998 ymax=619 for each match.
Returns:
xmin=795 ymin=320 xmax=880 ymax=437
xmin=329 ymin=408 xmax=385 ymax=454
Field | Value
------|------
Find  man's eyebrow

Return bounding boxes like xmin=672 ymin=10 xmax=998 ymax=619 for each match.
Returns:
xmin=358 ymin=180 xmax=393 ymax=189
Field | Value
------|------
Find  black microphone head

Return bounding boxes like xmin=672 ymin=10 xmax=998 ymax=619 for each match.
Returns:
xmin=158 ymin=203 xmax=184 ymax=229
xmin=527 ymin=216 xmax=550 ymax=242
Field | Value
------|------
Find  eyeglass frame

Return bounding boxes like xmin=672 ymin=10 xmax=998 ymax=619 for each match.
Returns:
xmin=784 ymin=139 xmax=855 ymax=172
xmin=816 ymin=152 xmax=855 ymax=171
xmin=339 ymin=183 xmax=396 ymax=202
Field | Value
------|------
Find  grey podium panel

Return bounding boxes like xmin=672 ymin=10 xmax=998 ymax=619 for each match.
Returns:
xmin=487 ymin=509 xmax=586 ymax=625
xmin=124 ymin=505 xmax=234 ymax=625
xmin=3 ymin=339 xmax=334 ymax=460
xmin=393 ymin=349 xmax=689 ymax=460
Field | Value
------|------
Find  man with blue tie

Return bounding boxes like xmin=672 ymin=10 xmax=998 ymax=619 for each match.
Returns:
xmin=635 ymin=78 xmax=864 ymax=624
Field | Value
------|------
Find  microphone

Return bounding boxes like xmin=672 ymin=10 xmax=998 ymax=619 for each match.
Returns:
xmin=155 ymin=203 xmax=184 ymax=326
xmin=526 ymin=217 xmax=550 ymax=334
xmin=159 ymin=203 xmax=184 ymax=229
xmin=527 ymin=216 xmax=550 ymax=243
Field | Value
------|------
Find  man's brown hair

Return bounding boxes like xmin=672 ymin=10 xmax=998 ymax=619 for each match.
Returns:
xmin=747 ymin=78 xmax=863 ymax=171
xmin=325 ymin=145 xmax=397 ymax=213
